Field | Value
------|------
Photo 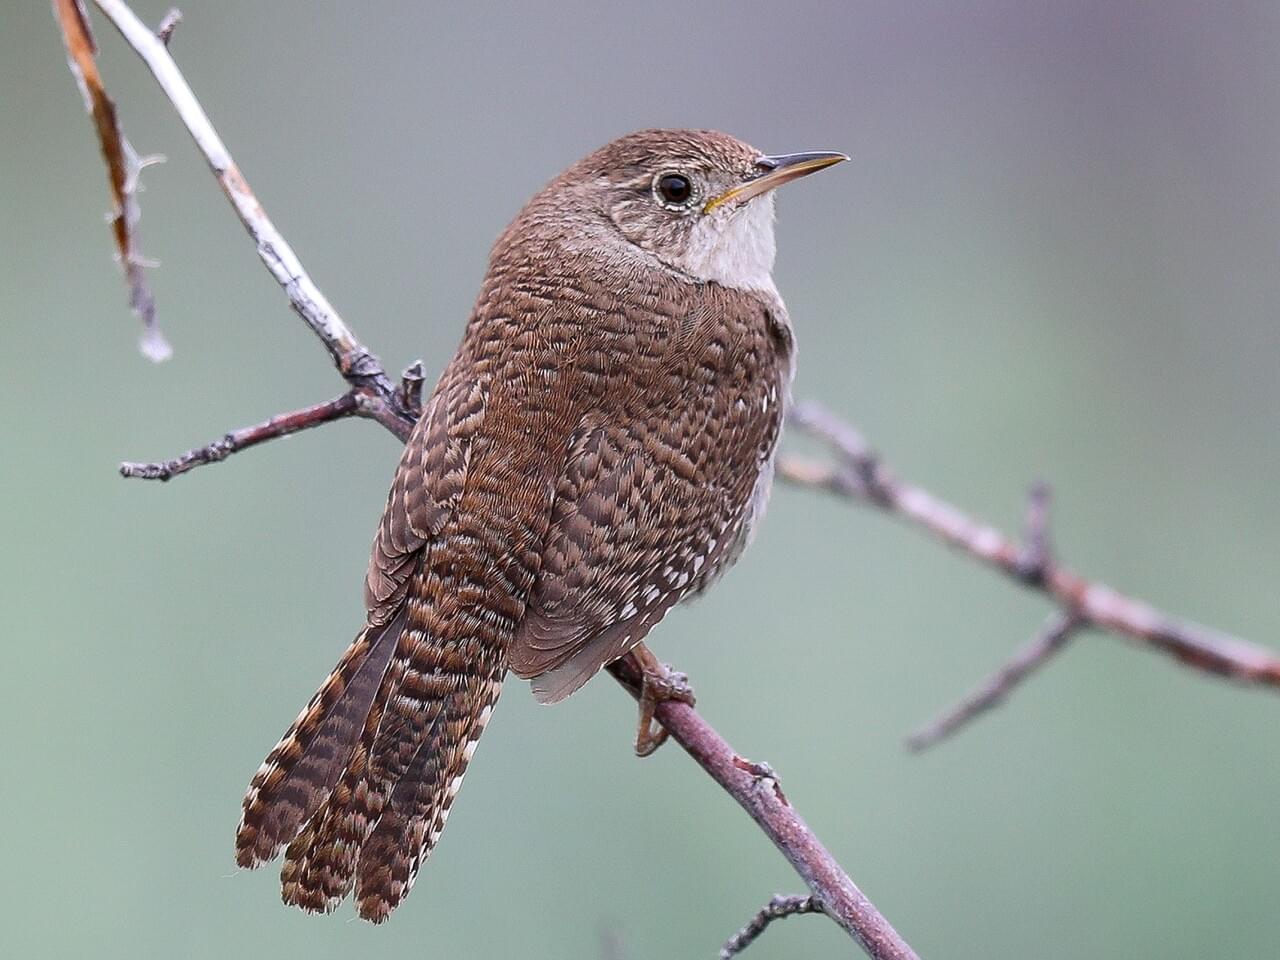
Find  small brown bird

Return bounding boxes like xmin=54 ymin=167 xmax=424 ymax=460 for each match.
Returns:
xmin=234 ymin=129 xmax=845 ymax=921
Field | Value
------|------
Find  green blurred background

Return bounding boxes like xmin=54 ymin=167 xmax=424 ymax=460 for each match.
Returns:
xmin=3 ymin=2 xmax=1278 ymax=957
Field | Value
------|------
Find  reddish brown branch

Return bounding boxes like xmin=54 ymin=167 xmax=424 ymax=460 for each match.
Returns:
xmin=905 ymin=611 xmax=1087 ymax=751
xmin=781 ymin=401 xmax=1280 ymax=694
xmin=607 ymin=655 xmax=919 ymax=960
xmin=719 ymin=894 xmax=825 ymax=959
xmin=118 ymin=380 xmax=425 ymax=483
xmin=120 ymin=392 xmax=362 ymax=481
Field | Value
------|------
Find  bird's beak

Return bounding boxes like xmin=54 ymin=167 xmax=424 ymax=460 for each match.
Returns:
xmin=703 ymin=151 xmax=849 ymax=214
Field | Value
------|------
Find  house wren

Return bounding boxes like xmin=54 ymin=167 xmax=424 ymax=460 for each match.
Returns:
xmin=234 ymin=129 xmax=846 ymax=921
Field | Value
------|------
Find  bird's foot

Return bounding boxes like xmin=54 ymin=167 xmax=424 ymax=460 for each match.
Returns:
xmin=633 ymin=653 xmax=697 ymax=758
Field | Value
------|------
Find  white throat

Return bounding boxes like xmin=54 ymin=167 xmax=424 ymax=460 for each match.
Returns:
xmin=674 ymin=194 xmax=778 ymax=293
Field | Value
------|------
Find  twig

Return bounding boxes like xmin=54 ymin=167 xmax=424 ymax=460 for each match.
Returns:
xmin=1015 ymin=480 xmax=1052 ymax=583
xmin=90 ymin=0 xmax=414 ymax=443
xmin=67 ymin=3 xmax=918 ymax=957
xmin=53 ymin=0 xmax=169 ymax=361
xmin=903 ymin=484 xmax=1086 ymax=750
xmin=606 ymin=657 xmax=918 ymax=960
xmin=781 ymin=401 xmax=1280 ymax=693
xmin=398 ymin=359 xmax=426 ymax=418
xmin=119 ymin=392 xmax=362 ymax=481
xmin=720 ymin=894 xmax=825 ymax=960
xmin=89 ymin=0 xmax=387 ymax=387
xmin=155 ymin=8 xmax=181 ymax=45
xmin=905 ymin=610 xmax=1086 ymax=751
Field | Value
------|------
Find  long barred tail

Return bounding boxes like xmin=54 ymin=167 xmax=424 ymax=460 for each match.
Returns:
xmin=279 ymin=652 xmax=503 ymax=922
xmin=238 ymin=555 xmax=512 ymax=923
xmin=234 ymin=608 xmax=409 ymax=868
xmin=356 ymin=667 xmax=501 ymax=921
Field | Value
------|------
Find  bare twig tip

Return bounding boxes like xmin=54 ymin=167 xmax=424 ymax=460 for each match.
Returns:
xmin=720 ymin=894 xmax=825 ymax=959
xmin=117 ymin=393 xmax=363 ymax=482
xmin=55 ymin=0 xmax=170 ymax=362
xmin=156 ymin=9 xmax=183 ymax=45
xmin=1015 ymin=480 xmax=1054 ymax=582
xmin=139 ymin=326 xmax=173 ymax=363
xmin=398 ymin=359 xmax=426 ymax=417
xmin=905 ymin=610 xmax=1086 ymax=751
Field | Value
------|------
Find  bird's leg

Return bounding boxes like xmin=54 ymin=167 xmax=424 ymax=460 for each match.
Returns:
xmin=630 ymin=643 xmax=697 ymax=757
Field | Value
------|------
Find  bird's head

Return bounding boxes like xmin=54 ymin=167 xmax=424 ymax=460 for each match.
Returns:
xmin=534 ymin=129 xmax=847 ymax=292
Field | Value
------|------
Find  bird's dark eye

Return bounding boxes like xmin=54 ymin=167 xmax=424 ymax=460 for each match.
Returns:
xmin=655 ymin=172 xmax=695 ymax=207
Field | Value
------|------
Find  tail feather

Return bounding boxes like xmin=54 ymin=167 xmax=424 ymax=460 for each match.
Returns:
xmin=355 ymin=674 xmax=502 ymax=921
xmin=277 ymin=560 xmax=511 ymax=921
xmin=243 ymin=492 xmax=529 ymax=922
xmin=279 ymin=664 xmax=503 ymax=920
xmin=235 ymin=608 xmax=407 ymax=867
xmin=279 ymin=655 xmax=404 ymax=913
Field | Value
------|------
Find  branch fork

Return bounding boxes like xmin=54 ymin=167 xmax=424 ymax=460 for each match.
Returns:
xmin=782 ymin=400 xmax=1280 ymax=752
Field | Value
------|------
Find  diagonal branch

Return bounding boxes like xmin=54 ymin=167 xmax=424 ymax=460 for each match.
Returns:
xmin=781 ymin=401 xmax=1280 ymax=696
xmin=119 ymin=360 xmax=430 ymax=483
xmin=904 ymin=610 xmax=1087 ymax=751
xmin=119 ymin=392 xmax=362 ymax=481
xmin=67 ymin=4 xmax=917 ymax=958
xmin=89 ymin=0 xmax=388 ymax=387
xmin=607 ymin=656 xmax=917 ymax=960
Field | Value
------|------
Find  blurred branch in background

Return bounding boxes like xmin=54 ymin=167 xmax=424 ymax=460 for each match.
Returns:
xmin=779 ymin=404 xmax=1280 ymax=748
xmin=904 ymin=610 xmax=1085 ymax=752
xmin=52 ymin=0 xmax=169 ymax=360
xmin=57 ymin=2 xmax=918 ymax=958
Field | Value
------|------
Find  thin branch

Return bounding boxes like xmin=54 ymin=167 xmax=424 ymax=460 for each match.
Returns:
xmin=398 ymin=359 xmax=426 ymax=418
xmin=1015 ymin=480 xmax=1052 ymax=583
xmin=91 ymin=0 xmax=386 ymax=387
xmin=118 ymin=381 xmax=423 ymax=482
xmin=120 ymin=392 xmax=362 ymax=481
xmin=71 ymin=4 xmax=916 ymax=957
xmin=155 ymin=8 xmax=181 ymax=46
xmin=905 ymin=611 xmax=1087 ymax=751
xmin=781 ymin=401 xmax=1280 ymax=691
xmin=720 ymin=894 xmax=825 ymax=960
xmin=606 ymin=656 xmax=918 ymax=960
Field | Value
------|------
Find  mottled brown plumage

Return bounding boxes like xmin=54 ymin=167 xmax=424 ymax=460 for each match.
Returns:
xmin=234 ymin=129 xmax=845 ymax=921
